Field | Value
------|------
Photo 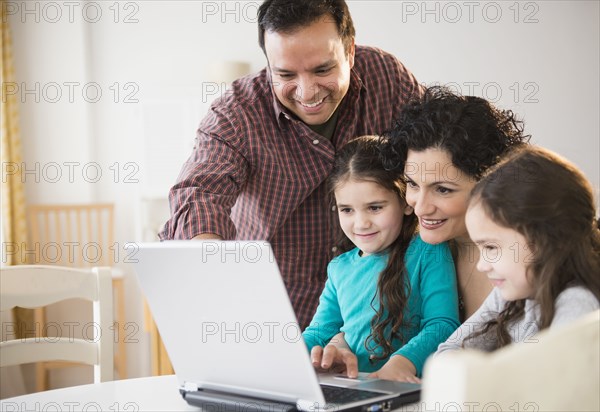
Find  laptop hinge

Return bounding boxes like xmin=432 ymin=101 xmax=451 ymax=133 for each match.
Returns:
xmin=183 ymin=381 xmax=200 ymax=392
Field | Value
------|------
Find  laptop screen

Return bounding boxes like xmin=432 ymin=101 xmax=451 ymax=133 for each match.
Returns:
xmin=132 ymin=241 xmax=325 ymax=404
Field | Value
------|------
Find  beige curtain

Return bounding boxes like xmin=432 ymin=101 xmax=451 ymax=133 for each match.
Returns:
xmin=1 ymin=0 xmax=28 ymax=265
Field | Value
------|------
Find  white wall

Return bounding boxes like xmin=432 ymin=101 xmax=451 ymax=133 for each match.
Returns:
xmin=6 ymin=0 xmax=599 ymax=387
xmin=354 ymin=0 xmax=599 ymax=190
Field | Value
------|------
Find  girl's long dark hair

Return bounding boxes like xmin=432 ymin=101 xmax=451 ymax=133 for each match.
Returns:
xmin=465 ymin=146 xmax=600 ymax=348
xmin=330 ymin=136 xmax=418 ymax=361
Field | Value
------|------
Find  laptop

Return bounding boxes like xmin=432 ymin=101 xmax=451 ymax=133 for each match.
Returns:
xmin=131 ymin=241 xmax=420 ymax=411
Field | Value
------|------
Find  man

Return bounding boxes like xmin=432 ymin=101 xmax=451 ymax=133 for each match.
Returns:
xmin=159 ymin=0 xmax=421 ymax=329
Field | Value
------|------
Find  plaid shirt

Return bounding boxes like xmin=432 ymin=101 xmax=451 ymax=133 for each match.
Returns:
xmin=159 ymin=46 xmax=422 ymax=329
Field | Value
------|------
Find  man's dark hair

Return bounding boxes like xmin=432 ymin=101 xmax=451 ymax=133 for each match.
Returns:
xmin=258 ymin=0 xmax=355 ymax=54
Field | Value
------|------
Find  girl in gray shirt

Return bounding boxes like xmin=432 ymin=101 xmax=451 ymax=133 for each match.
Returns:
xmin=438 ymin=146 xmax=600 ymax=353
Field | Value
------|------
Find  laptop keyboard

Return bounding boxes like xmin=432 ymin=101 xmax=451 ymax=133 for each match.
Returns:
xmin=320 ymin=384 xmax=383 ymax=404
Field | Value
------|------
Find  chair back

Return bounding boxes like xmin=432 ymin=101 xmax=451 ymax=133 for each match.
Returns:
xmin=0 ymin=265 xmax=114 ymax=383
xmin=422 ymin=310 xmax=600 ymax=411
xmin=27 ymin=204 xmax=115 ymax=267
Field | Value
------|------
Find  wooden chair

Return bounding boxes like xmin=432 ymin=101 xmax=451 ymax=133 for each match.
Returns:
xmin=26 ymin=203 xmax=127 ymax=388
xmin=143 ymin=302 xmax=174 ymax=376
xmin=0 ymin=265 xmax=114 ymax=384
xmin=422 ymin=310 xmax=600 ymax=411
xmin=138 ymin=197 xmax=174 ymax=376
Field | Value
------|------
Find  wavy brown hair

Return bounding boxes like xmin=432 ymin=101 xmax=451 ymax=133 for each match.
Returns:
xmin=380 ymin=85 xmax=530 ymax=179
xmin=330 ymin=135 xmax=418 ymax=361
xmin=465 ymin=146 xmax=600 ymax=348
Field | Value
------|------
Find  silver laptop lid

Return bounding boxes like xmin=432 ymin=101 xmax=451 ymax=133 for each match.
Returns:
xmin=132 ymin=241 xmax=325 ymax=405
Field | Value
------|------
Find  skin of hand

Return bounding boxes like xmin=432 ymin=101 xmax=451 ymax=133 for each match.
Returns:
xmin=368 ymin=355 xmax=421 ymax=384
xmin=311 ymin=332 xmax=359 ymax=377
xmin=312 ymin=336 xmax=420 ymax=383
xmin=310 ymin=344 xmax=359 ymax=378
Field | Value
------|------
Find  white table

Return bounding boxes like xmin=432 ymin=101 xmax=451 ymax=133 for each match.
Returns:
xmin=0 ymin=375 xmax=197 ymax=411
xmin=1 ymin=375 xmax=422 ymax=411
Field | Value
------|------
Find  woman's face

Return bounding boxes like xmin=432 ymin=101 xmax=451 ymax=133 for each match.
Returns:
xmin=403 ymin=148 xmax=477 ymax=244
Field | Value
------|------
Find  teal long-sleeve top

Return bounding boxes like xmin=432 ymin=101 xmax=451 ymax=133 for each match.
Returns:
xmin=302 ymin=234 xmax=459 ymax=376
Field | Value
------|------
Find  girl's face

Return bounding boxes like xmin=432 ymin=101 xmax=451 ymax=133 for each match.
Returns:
xmin=335 ymin=179 xmax=412 ymax=256
xmin=466 ymin=201 xmax=535 ymax=301
xmin=403 ymin=148 xmax=476 ymax=244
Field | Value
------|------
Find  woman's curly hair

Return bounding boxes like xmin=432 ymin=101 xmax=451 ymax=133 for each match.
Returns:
xmin=380 ymin=85 xmax=530 ymax=179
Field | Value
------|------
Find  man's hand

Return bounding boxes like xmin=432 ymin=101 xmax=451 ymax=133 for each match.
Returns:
xmin=368 ymin=355 xmax=421 ymax=383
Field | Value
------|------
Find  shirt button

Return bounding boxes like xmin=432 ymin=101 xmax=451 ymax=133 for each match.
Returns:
xmin=312 ymin=139 xmax=320 ymax=145
xmin=331 ymin=246 xmax=338 ymax=253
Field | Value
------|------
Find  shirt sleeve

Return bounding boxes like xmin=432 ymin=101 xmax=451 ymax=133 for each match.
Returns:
xmin=435 ymin=288 xmax=504 ymax=354
xmin=393 ymin=241 xmax=460 ymax=376
xmin=551 ymin=286 xmax=599 ymax=329
xmin=158 ymin=107 xmax=249 ymax=240
xmin=388 ymin=51 xmax=424 ymax=110
xmin=302 ymin=262 xmax=344 ymax=352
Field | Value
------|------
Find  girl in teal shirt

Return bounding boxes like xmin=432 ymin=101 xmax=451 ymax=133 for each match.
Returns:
xmin=302 ymin=135 xmax=460 ymax=382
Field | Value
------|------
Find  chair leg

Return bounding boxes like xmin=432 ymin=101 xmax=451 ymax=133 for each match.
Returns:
xmin=35 ymin=363 xmax=48 ymax=392
xmin=34 ymin=307 xmax=49 ymax=392
xmin=112 ymin=278 xmax=127 ymax=379
xmin=143 ymin=300 xmax=174 ymax=376
xmin=150 ymin=318 xmax=160 ymax=376
xmin=159 ymin=336 xmax=174 ymax=375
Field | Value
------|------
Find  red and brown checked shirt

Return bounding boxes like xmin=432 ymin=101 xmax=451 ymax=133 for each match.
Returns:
xmin=159 ymin=46 xmax=422 ymax=329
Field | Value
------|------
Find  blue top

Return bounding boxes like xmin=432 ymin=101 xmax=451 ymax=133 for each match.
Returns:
xmin=302 ymin=234 xmax=459 ymax=376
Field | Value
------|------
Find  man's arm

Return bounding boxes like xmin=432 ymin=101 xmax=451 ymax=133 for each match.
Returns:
xmin=159 ymin=107 xmax=249 ymax=241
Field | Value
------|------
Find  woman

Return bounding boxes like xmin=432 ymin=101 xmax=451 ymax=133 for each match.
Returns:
xmin=382 ymin=86 xmax=530 ymax=319
xmin=310 ymin=86 xmax=530 ymax=380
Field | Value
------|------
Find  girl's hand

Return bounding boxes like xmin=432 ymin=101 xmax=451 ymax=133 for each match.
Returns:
xmin=310 ymin=344 xmax=358 ymax=378
xmin=368 ymin=355 xmax=421 ymax=384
